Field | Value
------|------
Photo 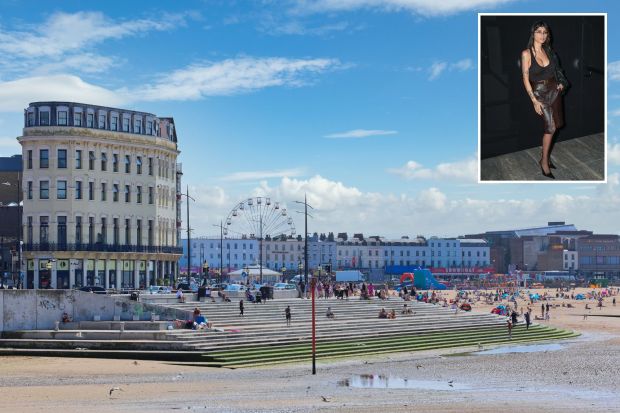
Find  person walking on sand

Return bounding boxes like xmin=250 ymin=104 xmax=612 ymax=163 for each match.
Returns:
xmin=285 ymin=305 xmax=291 ymax=326
xmin=524 ymin=310 xmax=531 ymax=330
xmin=239 ymin=299 xmax=244 ymax=317
xmin=541 ymin=303 xmax=545 ymax=317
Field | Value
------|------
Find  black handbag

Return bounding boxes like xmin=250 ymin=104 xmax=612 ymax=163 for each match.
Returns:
xmin=551 ymin=50 xmax=570 ymax=94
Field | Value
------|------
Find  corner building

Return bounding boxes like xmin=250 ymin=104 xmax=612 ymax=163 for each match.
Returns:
xmin=19 ymin=102 xmax=183 ymax=289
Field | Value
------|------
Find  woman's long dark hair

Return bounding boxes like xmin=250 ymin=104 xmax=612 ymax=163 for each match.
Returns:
xmin=527 ymin=20 xmax=553 ymax=57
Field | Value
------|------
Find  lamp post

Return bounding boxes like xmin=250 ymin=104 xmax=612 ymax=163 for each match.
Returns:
xmin=294 ymin=194 xmax=316 ymax=375
xmin=281 ymin=265 xmax=286 ymax=283
xmin=179 ymin=186 xmax=195 ymax=284
xmin=2 ymin=174 xmax=22 ymax=288
xmin=212 ymin=221 xmax=225 ymax=285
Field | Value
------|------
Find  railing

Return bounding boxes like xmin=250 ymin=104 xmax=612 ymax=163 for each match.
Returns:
xmin=24 ymin=243 xmax=183 ymax=254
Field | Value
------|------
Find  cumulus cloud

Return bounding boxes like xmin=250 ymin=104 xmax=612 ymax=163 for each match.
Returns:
xmin=387 ymin=157 xmax=477 ymax=182
xmin=184 ymin=173 xmax=620 ymax=238
xmin=0 ymin=75 xmax=126 ymax=112
xmin=324 ymin=129 xmax=398 ymax=138
xmin=220 ymin=168 xmax=305 ymax=182
xmin=136 ymin=57 xmax=342 ymax=101
xmin=291 ymin=0 xmax=518 ymax=17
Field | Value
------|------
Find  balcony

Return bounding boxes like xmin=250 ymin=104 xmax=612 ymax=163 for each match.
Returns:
xmin=24 ymin=243 xmax=183 ymax=255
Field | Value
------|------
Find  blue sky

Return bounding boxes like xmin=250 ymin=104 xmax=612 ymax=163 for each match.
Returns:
xmin=1 ymin=0 xmax=619 ymax=238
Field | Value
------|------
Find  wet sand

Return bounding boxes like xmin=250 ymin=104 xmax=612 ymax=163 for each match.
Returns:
xmin=0 ymin=287 xmax=619 ymax=413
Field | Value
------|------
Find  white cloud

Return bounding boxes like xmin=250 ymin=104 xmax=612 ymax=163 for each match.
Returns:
xmin=609 ymin=142 xmax=620 ymax=165
xmin=428 ymin=62 xmax=447 ymax=80
xmin=33 ymin=54 xmax=118 ymax=75
xmin=184 ymin=173 xmax=620 ymax=238
xmin=0 ymin=11 xmax=184 ymax=59
xmin=291 ymin=0 xmax=517 ymax=17
xmin=609 ymin=61 xmax=620 ymax=81
xmin=0 ymin=75 xmax=126 ymax=112
xmin=324 ymin=129 xmax=398 ymax=138
xmin=137 ymin=57 xmax=342 ymax=101
xmin=428 ymin=59 xmax=473 ymax=80
xmin=388 ymin=157 xmax=477 ymax=182
xmin=220 ymin=168 xmax=305 ymax=182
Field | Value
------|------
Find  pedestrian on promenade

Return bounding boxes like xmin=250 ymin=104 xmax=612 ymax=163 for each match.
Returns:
xmin=511 ymin=310 xmax=518 ymax=326
xmin=545 ymin=302 xmax=550 ymax=314
xmin=285 ymin=305 xmax=291 ymax=326
xmin=239 ymin=299 xmax=244 ymax=317
xmin=524 ymin=310 xmax=531 ymax=330
xmin=507 ymin=318 xmax=513 ymax=339
xmin=541 ymin=303 xmax=545 ymax=317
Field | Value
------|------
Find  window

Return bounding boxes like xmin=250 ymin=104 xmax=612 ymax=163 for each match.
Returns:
xmin=112 ymin=184 xmax=119 ymax=202
xmin=100 ymin=217 xmax=107 ymax=244
xmin=111 ymin=116 xmax=118 ymax=131
xmin=136 ymin=156 xmax=142 ymax=174
xmin=98 ymin=114 xmax=106 ymax=129
xmin=39 ymin=180 xmax=49 ymax=199
xmin=40 ymin=149 xmax=49 ymax=168
xmin=75 ymin=216 xmax=82 ymax=244
xmin=148 ymin=157 xmax=153 ymax=175
xmin=75 ymin=150 xmax=82 ymax=169
xmin=39 ymin=216 xmax=49 ymax=244
xmin=112 ymin=154 xmax=118 ymax=172
xmin=57 ymin=180 xmax=67 ymax=199
xmin=58 ymin=111 xmax=68 ymax=126
xmin=88 ymin=217 xmax=94 ymax=244
xmin=27 ymin=150 xmax=32 ymax=169
xmin=27 ymin=217 xmax=33 ymax=244
xmin=40 ymin=111 xmax=50 ymax=126
xmin=113 ymin=218 xmax=119 ymax=245
xmin=122 ymin=117 xmax=129 ymax=132
xmin=75 ymin=181 xmax=82 ymax=199
xmin=100 ymin=152 xmax=107 ymax=171
xmin=57 ymin=216 xmax=67 ymax=246
xmin=134 ymin=119 xmax=142 ymax=133
xmin=27 ymin=181 xmax=32 ymax=199
xmin=101 ymin=183 xmax=107 ymax=201
xmin=73 ymin=112 xmax=82 ymax=126
xmin=88 ymin=151 xmax=95 ymax=170
xmin=27 ymin=112 xmax=34 ymax=126
xmin=88 ymin=181 xmax=94 ymax=200
xmin=148 ymin=187 xmax=154 ymax=204
xmin=136 ymin=186 xmax=142 ymax=203
xmin=124 ymin=155 xmax=131 ymax=173
xmin=57 ymin=149 xmax=67 ymax=168
xmin=146 ymin=121 xmax=153 ymax=135
xmin=148 ymin=220 xmax=153 ymax=246
xmin=125 ymin=219 xmax=131 ymax=244
xmin=124 ymin=185 xmax=130 ymax=202
xmin=136 ymin=220 xmax=142 ymax=246
xmin=87 ymin=113 xmax=94 ymax=128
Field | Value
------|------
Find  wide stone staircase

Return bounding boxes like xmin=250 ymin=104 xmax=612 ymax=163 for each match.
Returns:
xmin=0 ymin=297 xmax=579 ymax=367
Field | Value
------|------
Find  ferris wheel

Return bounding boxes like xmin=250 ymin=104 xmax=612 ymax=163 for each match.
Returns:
xmin=224 ymin=197 xmax=296 ymax=239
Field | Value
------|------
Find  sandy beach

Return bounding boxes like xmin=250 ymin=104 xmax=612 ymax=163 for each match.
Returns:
xmin=0 ymin=287 xmax=619 ymax=413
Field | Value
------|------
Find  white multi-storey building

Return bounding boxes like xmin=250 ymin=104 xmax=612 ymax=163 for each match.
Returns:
xmin=563 ymin=249 xmax=579 ymax=271
xmin=19 ymin=101 xmax=182 ymax=289
xmin=428 ymin=237 xmax=490 ymax=269
xmin=181 ymin=237 xmax=258 ymax=274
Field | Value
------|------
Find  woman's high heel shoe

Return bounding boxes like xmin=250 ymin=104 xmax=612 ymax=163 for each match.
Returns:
xmin=540 ymin=162 xmax=555 ymax=179
xmin=540 ymin=158 xmax=556 ymax=169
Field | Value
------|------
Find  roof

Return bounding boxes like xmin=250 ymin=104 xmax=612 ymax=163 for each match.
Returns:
xmin=0 ymin=155 xmax=22 ymax=171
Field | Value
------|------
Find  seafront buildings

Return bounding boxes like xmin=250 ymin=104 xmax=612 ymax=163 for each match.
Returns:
xmin=18 ymin=102 xmax=183 ymax=289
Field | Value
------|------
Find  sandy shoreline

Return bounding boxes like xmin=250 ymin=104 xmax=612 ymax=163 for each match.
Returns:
xmin=0 ymin=287 xmax=619 ymax=412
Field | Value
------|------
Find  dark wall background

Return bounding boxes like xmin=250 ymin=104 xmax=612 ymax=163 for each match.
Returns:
xmin=480 ymin=15 xmax=604 ymax=159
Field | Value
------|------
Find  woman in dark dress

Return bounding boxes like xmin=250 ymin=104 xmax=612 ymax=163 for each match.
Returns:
xmin=521 ymin=21 xmax=569 ymax=179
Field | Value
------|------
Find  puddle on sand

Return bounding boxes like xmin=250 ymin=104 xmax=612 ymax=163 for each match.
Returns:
xmin=474 ymin=343 xmax=564 ymax=355
xmin=339 ymin=374 xmax=468 ymax=390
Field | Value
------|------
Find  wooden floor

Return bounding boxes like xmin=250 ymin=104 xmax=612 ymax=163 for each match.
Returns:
xmin=480 ymin=133 xmax=605 ymax=182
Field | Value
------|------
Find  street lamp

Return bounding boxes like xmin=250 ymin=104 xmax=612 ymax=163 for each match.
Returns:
xmin=179 ymin=186 xmax=195 ymax=286
xmin=281 ymin=265 xmax=286 ymax=283
xmin=2 ymin=175 xmax=22 ymax=288
xmin=212 ymin=221 xmax=225 ymax=285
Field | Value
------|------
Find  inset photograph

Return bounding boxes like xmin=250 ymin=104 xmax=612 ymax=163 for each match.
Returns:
xmin=479 ymin=14 xmax=606 ymax=182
